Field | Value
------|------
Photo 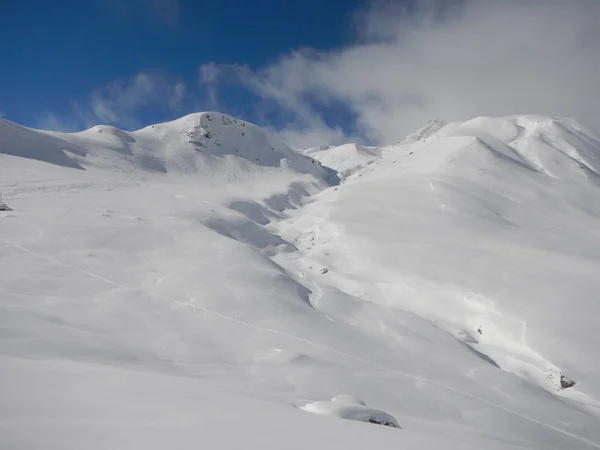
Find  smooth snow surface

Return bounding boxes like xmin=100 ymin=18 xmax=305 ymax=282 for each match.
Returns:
xmin=2 ymin=112 xmax=600 ymax=449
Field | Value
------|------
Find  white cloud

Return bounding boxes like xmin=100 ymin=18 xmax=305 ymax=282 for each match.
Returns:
xmin=197 ymin=63 xmax=257 ymax=112
xmin=167 ymin=82 xmax=186 ymax=110
xmin=276 ymin=125 xmax=348 ymax=151
xmin=35 ymin=113 xmax=81 ymax=132
xmin=197 ymin=63 xmax=222 ymax=110
xmin=198 ymin=63 xmax=223 ymax=84
xmin=39 ymin=72 xmax=187 ymax=131
xmin=196 ymin=60 xmax=359 ymax=148
xmin=37 ymin=1 xmax=600 ymax=145
xmin=202 ymin=0 xmax=600 ymax=146
xmin=89 ymin=72 xmax=183 ymax=129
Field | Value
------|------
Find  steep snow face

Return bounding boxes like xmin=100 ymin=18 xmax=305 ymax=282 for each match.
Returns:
xmin=2 ymin=113 xmax=600 ymax=450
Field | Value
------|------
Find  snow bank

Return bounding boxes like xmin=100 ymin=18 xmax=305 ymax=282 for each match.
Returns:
xmin=300 ymin=395 xmax=400 ymax=428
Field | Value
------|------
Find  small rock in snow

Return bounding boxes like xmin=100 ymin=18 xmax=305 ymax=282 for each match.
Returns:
xmin=560 ymin=374 xmax=576 ymax=389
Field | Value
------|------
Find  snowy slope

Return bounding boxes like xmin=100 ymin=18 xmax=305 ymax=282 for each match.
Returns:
xmin=0 ymin=112 xmax=336 ymax=181
xmin=304 ymin=143 xmax=380 ymax=180
xmin=274 ymin=115 xmax=600 ymax=397
xmin=1 ymin=113 xmax=600 ymax=450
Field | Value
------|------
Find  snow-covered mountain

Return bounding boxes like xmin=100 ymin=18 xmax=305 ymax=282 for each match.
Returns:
xmin=0 ymin=112 xmax=336 ymax=180
xmin=1 ymin=112 xmax=600 ymax=450
xmin=304 ymin=142 xmax=380 ymax=180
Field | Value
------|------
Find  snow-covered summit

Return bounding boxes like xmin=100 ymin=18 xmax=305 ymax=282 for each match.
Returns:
xmin=381 ymin=115 xmax=600 ymax=183
xmin=135 ymin=112 xmax=335 ymax=177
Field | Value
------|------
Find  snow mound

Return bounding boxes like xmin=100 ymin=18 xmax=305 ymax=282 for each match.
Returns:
xmin=0 ymin=118 xmax=86 ymax=168
xmin=300 ymin=394 xmax=400 ymax=428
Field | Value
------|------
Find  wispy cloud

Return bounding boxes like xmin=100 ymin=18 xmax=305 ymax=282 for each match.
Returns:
xmin=89 ymin=72 xmax=186 ymax=129
xmin=38 ymin=72 xmax=188 ymax=132
xmin=196 ymin=61 xmax=352 ymax=148
xmin=105 ymin=0 xmax=181 ymax=26
xmin=198 ymin=63 xmax=224 ymax=110
xmin=35 ymin=112 xmax=82 ymax=132
xmin=200 ymin=0 xmax=600 ymax=147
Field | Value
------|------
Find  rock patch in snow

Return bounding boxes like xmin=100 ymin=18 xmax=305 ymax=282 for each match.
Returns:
xmin=0 ymin=197 xmax=12 ymax=211
xmin=560 ymin=374 xmax=576 ymax=389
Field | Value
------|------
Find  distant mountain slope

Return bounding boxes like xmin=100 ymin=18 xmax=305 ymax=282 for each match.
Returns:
xmin=0 ymin=112 xmax=338 ymax=183
xmin=0 ymin=118 xmax=86 ymax=169
xmin=391 ymin=115 xmax=600 ymax=180
xmin=304 ymin=143 xmax=380 ymax=180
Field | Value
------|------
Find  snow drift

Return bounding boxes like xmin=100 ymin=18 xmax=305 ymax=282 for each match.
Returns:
xmin=301 ymin=394 xmax=400 ymax=428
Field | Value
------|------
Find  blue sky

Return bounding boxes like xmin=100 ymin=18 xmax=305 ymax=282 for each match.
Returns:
xmin=1 ymin=0 xmax=366 ymax=134
xmin=1 ymin=1 xmax=599 ymax=147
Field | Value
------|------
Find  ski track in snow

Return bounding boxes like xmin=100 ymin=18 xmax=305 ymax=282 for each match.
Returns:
xmin=4 ymin=236 xmax=600 ymax=449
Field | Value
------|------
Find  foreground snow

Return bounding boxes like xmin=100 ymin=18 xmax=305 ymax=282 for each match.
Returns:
xmin=1 ymin=113 xmax=600 ymax=449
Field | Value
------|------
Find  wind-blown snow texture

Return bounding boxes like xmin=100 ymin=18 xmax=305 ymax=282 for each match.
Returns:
xmin=1 ymin=112 xmax=600 ymax=449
